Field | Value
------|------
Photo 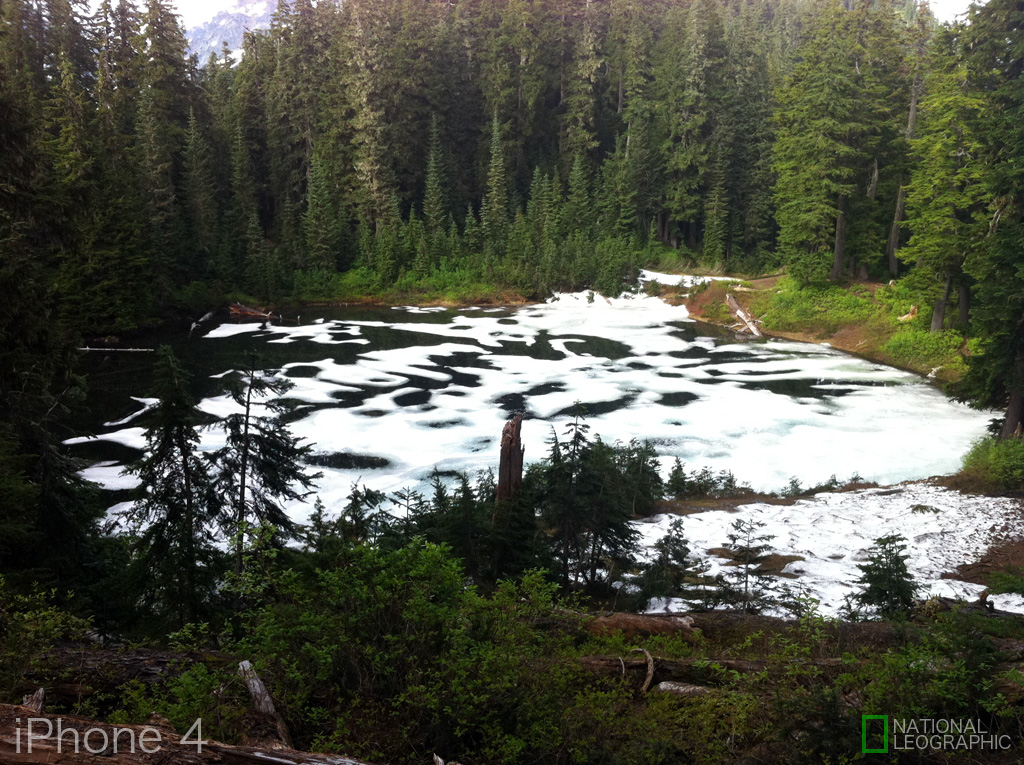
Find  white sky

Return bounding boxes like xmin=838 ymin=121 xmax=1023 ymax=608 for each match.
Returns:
xmin=169 ymin=0 xmax=979 ymax=31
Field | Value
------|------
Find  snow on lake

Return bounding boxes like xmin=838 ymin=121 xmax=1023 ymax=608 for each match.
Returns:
xmin=636 ymin=484 xmax=1024 ymax=616
xmin=69 ymin=286 xmax=1017 ymax=611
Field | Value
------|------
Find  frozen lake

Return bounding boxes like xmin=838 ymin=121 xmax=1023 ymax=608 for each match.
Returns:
xmin=70 ymin=288 xmax=995 ymax=530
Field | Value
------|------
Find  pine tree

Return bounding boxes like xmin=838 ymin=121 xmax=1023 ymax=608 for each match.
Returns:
xmin=423 ymin=115 xmax=448 ymax=237
xmin=211 ymin=354 xmax=319 ymax=575
xmin=480 ymin=112 xmax=509 ymax=267
xmin=855 ymin=534 xmax=918 ymax=617
xmin=183 ymin=107 xmax=217 ymax=267
xmin=560 ymin=3 xmax=600 ymax=175
xmin=654 ymin=0 xmax=725 ymax=250
xmin=302 ymin=144 xmax=340 ymax=272
xmin=903 ymin=33 xmax=988 ymax=332
xmin=772 ymin=0 xmax=863 ymax=283
xmin=962 ymin=0 xmax=1024 ymax=438
xmin=124 ymin=347 xmax=221 ymax=628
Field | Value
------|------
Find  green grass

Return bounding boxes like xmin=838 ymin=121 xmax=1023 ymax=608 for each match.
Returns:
xmin=881 ymin=328 xmax=967 ymax=375
xmin=754 ymin=277 xmax=877 ymax=335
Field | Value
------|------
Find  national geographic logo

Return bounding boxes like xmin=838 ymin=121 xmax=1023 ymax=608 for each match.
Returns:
xmin=861 ymin=715 xmax=1013 ymax=754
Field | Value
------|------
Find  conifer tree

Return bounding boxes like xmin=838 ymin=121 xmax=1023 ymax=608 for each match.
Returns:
xmin=211 ymin=355 xmax=318 ymax=575
xmin=423 ymin=115 xmax=448 ymax=237
xmin=302 ymin=144 xmax=340 ymax=272
xmin=481 ymin=112 xmax=509 ymax=267
xmin=772 ymin=0 xmax=862 ymax=283
xmin=962 ymin=0 xmax=1024 ymax=438
xmin=903 ymin=34 xmax=988 ymax=332
xmin=183 ymin=106 xmax=218 ymax=267
xmin=125 ymin=347 xmax=220 ymax=627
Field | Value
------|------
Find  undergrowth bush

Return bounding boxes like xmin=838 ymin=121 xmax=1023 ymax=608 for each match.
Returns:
xmin=959 ymin=437 xmax=1024 ymax=492
xmin=759 ymin=278 xmax=875 ymax=335
xmin=881 ymin=328 xmax=966 ymax=373
xmin=0 ymin=578 xmax=90 ymax=704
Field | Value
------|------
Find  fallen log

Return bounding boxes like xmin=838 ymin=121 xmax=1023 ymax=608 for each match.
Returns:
xmin=19 ymin=644 xmax=231 ymax=703
xmin=653 ymin=681 xmax=712 ymax=698
xmin=725 ymin=294 xmax=762 ymax=337
xmin=229 ymin=303 xmax=275 ymax=320
xmin=0 ymin=702 xmax=375 ymax=764
xmin=588 ymin=613 xmax=697 ymax=640
xmin=579 ymin=654 xmax=847 ymax=688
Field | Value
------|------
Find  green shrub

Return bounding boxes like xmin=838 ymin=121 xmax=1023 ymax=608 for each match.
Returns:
xmin=760 ymin=278 xmax=875 ymax=335
xmin=960 ymin=437 xmax=1024 ymax=492
xmin=0 ymin=578 xmax=90 ymax=703
xmin=292 ymin=269 xmax=342 ymax=301
xmin=881 ymin=328 xmax=966 ymax=372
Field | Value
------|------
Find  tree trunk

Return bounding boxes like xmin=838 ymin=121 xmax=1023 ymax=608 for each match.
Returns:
xmin=579 ymin=654 xmax=848 ymax=688
xmin=957 ymin=281 xmax=971 ymax=328
xmin=886 ymin=58 xmax=923 ymax=277
xmin=1000 ymin=355 xmax=1024 ymax=439
xmin=726 ymin=294 xmax=762 ymax=337
xmin=830 ymin=196 xmax=847 ymax=282
xmin=237 ymin=660 xmax=293 ymax=749
xmin=495 ymin=414 xmax=525 ymax=506
xmin=236 ymin=371 xmax=254 ymax=576
xmin=930 ymin=277 xmax=951 ymax=332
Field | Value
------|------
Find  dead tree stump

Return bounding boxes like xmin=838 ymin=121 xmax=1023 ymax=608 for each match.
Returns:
xmin=496 ymin=413 xmax=524 ymax=504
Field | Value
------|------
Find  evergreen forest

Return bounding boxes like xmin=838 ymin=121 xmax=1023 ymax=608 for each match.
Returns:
xmin=7 ymin=0 xmax=1024 ymax=762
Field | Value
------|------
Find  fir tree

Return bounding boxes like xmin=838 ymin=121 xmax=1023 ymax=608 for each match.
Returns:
xmin=124 ymin=347 xmax=221 ymax=628
xmin=211 ymin=353 xmax=319 ymax=574
xmin=854 ymin=534 xmax=918 ymax=617
xmin=480 ymin=112 xmax=509 ymax=267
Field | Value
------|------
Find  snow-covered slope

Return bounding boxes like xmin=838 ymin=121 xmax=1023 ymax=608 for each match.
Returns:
xmin=637 ymin=483 xmax=1024 ymax=615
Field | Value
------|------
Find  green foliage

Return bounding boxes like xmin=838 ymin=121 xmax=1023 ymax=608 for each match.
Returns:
xmin=665 ymin=458 xmax=752 ymax=499
xmin=124 ymin=346 xmax=224 ymax=629
xmin=881 ymin=327 xmax=966 ymax=372
xmin=855 ymin=534 xmax=919 ymax=618
xmin=759 ymin=278 xmax=875 ymax=335
xmin=960 ymin=437 xmax=1024 ymax=492
xmin=0 ymin=577 xmax=90 ymax=703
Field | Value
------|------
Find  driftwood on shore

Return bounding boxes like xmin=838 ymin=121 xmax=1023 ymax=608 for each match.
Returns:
xmin=229 ymin=303 xmax=275 ymax=320
xmin=726 ymin=294 xmax=762 ymax=337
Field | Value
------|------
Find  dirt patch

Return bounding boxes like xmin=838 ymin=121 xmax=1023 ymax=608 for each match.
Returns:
xmin=946 ymin=531 xmax=1024 ymax=588
xmin=705 ymin=548 xmax=805 ymax=577
xmin=654 ymin=496 xmax=797 ymax=516
xmin=746 ymin=274 xmax=783 ymax=290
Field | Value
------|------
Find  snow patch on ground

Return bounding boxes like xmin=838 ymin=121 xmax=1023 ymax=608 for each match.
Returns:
xmin=637 ymin=484 xmax=1024 ymax=615
xmin=639 ymin=270 xmax=736 ymax=288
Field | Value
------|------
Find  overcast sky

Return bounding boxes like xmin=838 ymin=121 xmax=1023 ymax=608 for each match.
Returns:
xmin=168 ymin=0 xmax=980 ymax=32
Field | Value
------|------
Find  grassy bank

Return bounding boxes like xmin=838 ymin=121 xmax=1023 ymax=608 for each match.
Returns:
xmin=675 ymin=275 xmax=973 ymax=384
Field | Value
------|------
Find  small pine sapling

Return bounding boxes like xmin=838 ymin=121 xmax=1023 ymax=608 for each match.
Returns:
xmin=722 ymin=518 xmax=778 ymax=614
xmin=854 ymin=534 xmax=919 ymax=618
